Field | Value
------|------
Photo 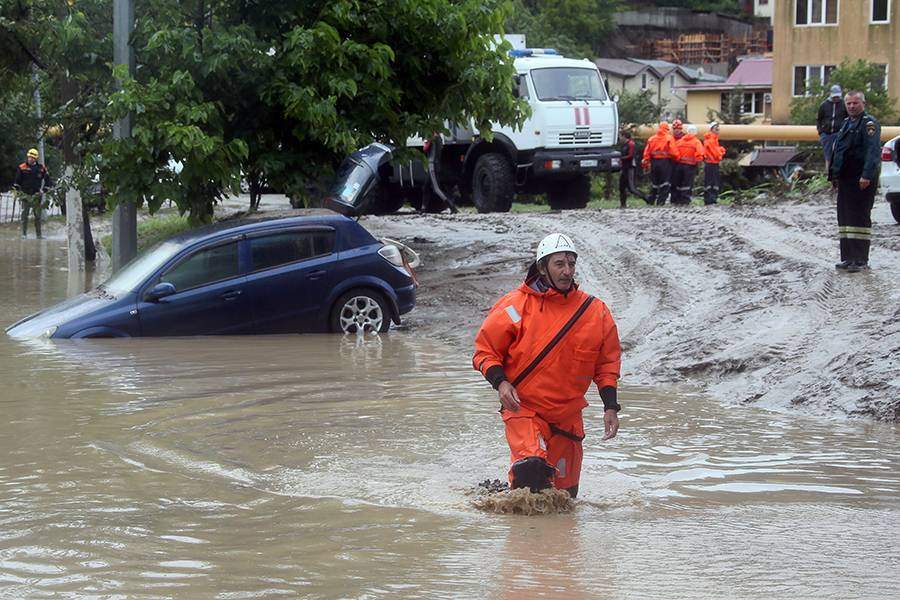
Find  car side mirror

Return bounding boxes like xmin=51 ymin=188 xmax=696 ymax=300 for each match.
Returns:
xmin=612 ymin=94 xmax=620 ymax=103
xmin=145 ymin=282 xmax=176 ymax=302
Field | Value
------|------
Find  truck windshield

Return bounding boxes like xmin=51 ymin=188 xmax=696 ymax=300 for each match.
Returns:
xmin=531 ymin=67 xmax=608 ymax=102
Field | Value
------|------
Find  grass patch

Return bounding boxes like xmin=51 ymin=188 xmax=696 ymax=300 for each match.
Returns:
xmin=100 ymin=213 xmax=192 ymax=256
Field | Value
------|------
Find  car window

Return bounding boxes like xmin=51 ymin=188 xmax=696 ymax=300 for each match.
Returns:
xmin=160 ymin=241 xmax=240 ymax=292
xmin=249 ymin=230 xmax=335 ymax=271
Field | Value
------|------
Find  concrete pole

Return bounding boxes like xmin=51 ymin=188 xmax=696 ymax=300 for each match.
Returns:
xmin=112 ymin=0 xmax=136 ymax=271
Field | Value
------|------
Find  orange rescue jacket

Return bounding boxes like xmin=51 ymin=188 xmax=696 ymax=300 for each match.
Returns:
xmin=703 ymin=133 xmax=726 ymax=164
xmin=473 ymin=282 xmax=621 ymax=423
xmin=674 ymin=134 xmax=704 ymax=166
xmin=642 ymin=123 xmax=677 ymax=168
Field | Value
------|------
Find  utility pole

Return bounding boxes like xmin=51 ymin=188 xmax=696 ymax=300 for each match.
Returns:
xmin=112 ymin=0 xmax=136 ymax=271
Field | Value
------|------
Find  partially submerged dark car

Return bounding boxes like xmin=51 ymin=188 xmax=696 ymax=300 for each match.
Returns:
xmin=7 ymin=211 xmax=417 ymax=339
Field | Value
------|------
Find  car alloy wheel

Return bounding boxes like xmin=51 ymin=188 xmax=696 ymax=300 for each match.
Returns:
xmin=338 ymin=295 xmax=385 ymax=334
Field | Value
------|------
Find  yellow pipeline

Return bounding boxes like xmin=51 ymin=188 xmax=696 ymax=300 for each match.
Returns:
xmin=634 ymin=124 xmax=900 ymax=143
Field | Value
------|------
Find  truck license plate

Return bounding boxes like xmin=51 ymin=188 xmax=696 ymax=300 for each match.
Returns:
xmin=580 ymin=159 xmax=598 ymax=168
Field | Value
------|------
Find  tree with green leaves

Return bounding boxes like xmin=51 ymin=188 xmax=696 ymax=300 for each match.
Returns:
xmin=789 ymin=60 xmax=898 ymax=126
xmin=0 ymin=0 xmax=111 ymax=260
xmin=102 ymin=0 xmax=527 ymax=225
xmin=506 ymin=0 xmax=622 ymax=59
xmin=617 ymin=89 xmax=667 ymax=126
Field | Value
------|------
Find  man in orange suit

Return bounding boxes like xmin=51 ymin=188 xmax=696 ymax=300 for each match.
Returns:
xmin=473 ymin=233 xmax=622 ymax=498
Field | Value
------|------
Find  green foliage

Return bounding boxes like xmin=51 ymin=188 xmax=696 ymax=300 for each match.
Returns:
xmin=789 ymin=59 xmax=899 ymax=125
xmin=506 ymin=0 xmax=621 ymax=59
xmin=617 ymin=89 xmax=666 ymax=126
xmin=100 ymin=212 xmax=192 ymax=256
xmin=101 ymin=0 xmax=526 ymax=221
xmin=0 ymin=0 xmax=113 ymax=195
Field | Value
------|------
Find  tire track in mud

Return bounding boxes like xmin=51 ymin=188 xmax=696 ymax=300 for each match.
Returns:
xmin=365 ymin=198 xmax=899 ymax=420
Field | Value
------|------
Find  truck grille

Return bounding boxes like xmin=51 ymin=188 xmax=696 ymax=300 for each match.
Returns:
xmin=557 ymin=131 xmax=604 ymax=145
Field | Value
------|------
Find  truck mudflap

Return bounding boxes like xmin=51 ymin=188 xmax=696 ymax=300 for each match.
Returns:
xmin=531 ymin=148 xmax=622 ymax=176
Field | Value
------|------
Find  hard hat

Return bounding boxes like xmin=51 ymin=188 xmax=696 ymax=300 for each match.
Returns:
xmin=829 ymin=84 xmax=842 ymax=98
xmin=709 ymin=121 xmax=720 ymax=129
xmin=685 ymin=124 xmax=698 ymax=135
xmin=26 ymin=148 xmax=39 ymax=158
xmin=536 ymin=233 xmax=577 ymax=263
xmin=658 ymin=121 xmax=670 ymax=132
xmin=672 ymin=119 xmax=683 ymax=129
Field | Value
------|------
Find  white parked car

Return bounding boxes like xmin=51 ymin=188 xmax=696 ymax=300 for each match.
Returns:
xmin=879 ymin=135 xmax=900 ymax=223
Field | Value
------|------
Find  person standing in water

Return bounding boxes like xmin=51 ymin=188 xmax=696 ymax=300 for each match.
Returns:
xmin=473 ymin=233 xmax=622 ymax=498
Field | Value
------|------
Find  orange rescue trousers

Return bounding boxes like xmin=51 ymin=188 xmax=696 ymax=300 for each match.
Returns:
xmin=502 ymin=407 xmax=584 ymax=492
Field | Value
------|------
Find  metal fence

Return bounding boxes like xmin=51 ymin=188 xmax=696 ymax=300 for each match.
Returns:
xmin=0 ymin=192 xmax=63 ymax=224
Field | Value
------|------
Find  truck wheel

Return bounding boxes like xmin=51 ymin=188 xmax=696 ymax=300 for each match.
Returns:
xmin=567 ymin=174 xmax=591 ymax=209
xmin=473 ymin=153 xmax=515 ymax=213
xmin=548 ymin=176 xmax=592 ymax=210
xmin=892 ymin=201 xmax=900 ymax=223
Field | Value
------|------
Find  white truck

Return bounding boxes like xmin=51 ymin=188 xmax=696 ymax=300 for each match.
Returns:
xmin=327 ymin=46 xmax=622 ymax=215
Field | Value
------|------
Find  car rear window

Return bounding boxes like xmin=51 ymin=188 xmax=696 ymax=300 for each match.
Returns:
xmin=161 ymin=241 xmax=240 ymax=292
xmin=249 ymin=230 xmax=335 ymax=271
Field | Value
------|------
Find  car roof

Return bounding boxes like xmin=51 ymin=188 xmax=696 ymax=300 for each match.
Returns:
xmin=165 ymin=209 xmax=355 ymax=246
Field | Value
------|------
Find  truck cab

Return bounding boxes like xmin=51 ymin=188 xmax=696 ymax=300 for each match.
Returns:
xmin=328 ymin=47 xmax=621 ymax=215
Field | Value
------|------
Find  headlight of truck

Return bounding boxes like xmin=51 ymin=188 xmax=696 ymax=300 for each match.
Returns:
xmin=42 ymin=326 xmax=58 ymax=338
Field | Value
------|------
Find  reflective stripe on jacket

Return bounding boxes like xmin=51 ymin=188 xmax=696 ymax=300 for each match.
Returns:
xmin=642 ymin=124 xmax=677 ymax=167
xmin=674 ymin=134 xmax=704 ymax=166
xmin=473 ymin=282 xmax=621 ymax=423
xmin=703 ymin=133 xmax=726 ymax=164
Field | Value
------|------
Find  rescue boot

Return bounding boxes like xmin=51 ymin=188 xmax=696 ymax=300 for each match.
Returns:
xmin=510 ymin=456 xmax=555 ymax=493
xmin=835 ymin=260 xmax=851 ymax=270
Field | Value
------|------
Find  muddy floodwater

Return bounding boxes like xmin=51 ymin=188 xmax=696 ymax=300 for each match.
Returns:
xmin=2 ymin=227 xmax=900 ymax=598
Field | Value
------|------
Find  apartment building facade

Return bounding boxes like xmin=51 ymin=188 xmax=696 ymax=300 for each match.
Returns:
xmin=772 ymin=0 xmax=900 ymax=123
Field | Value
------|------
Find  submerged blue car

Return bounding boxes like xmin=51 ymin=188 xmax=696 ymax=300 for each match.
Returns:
xmin=7 ymin=211 xmax=417 ymax=339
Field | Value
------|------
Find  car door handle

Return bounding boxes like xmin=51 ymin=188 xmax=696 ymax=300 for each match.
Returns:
xmin=306 ymin=270 xmax=326 ymax=280
xmin=221 ymin=290 xmax=243 ymax=300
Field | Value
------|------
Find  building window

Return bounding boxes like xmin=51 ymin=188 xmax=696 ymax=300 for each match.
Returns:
xmin=871 ymin=0 xmax=889 ymax=22
xmin=795 ymin=0 xmax=838 ymax=25
xmin=670 ymin=74 xmax=676 ymax=87
xmin=872 ymin=64 xmax=888 ymax=90
xmin=641 ymin=73 xmax=647 ymax=89
xmin=792 ymin=64 xmax=836 ymax=96
xmin=742 ymin=92 xmax=766 ymax=115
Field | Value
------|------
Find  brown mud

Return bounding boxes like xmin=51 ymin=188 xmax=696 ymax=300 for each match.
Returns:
xmin=470 ymin=487 xmax=575 ymax=515
xmin=362 ymin=192 xmax=900 ymax=421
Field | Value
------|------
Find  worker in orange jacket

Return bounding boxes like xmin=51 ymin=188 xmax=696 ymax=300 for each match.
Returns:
xmin=702 ymin=121 xmax=727 ymax=205
xmin=472 ymin=233 xmax=622 ymax=499
xmin=641 ymin=121 xmax=677 ymax=205
xmin=670 ymin=123 xmax=704 ymax=205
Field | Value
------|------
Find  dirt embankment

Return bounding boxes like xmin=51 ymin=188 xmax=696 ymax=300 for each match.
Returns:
xmin=364 ymin=194 xmax=900 ymax=421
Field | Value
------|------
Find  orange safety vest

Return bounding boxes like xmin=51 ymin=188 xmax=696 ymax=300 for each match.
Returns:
xmin=642 ymin=127 xmax=677 ymax=167
xmin=473 ymin=282 xmax=621 ymax=423
xmin=703 ymin=133 xmax=726 ymax=164
xmin=674 ymin=134 xmax=704 ymax=166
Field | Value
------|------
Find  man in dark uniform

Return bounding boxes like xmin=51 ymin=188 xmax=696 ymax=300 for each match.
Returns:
xmin=829 ymin=91 xmax=881 ymax=273
xmin=618 ymin=127 xmax=647 ymax=207
xmin=13 ymin=148 xmax=53 ymax=239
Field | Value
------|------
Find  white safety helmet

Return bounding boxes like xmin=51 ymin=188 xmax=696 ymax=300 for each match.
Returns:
xmin=685 ymin=124 xmax=698 ymax=135
xmin=536 ymin=233 xmax=577 ymax=263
